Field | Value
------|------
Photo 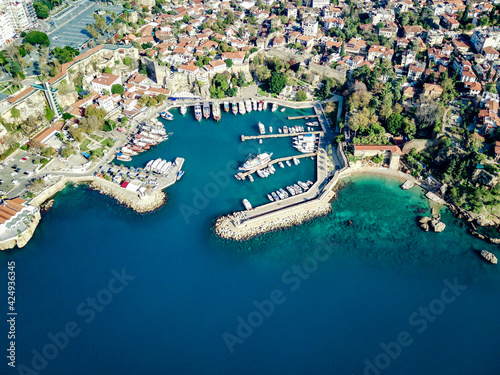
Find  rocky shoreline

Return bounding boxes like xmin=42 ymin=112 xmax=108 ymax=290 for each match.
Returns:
xmin=214 ymin=204 xmax=332 ymax=241
xmin=88 ymin=178 xmax=166 ymax=213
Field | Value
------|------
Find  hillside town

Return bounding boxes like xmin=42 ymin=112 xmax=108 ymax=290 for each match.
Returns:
xmin=0 ymin=0 xmax=498 ymax=247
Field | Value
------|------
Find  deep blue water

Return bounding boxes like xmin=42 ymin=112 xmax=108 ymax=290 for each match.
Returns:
xmin=1 ymin=107 xmax=500 ymax=375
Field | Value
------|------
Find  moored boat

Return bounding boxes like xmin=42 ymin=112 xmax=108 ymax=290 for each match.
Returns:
xmin=239 ymin=152 xmax=273 ymax=171
xmin=177 ymin=170 xmax=185 ymax=181
xmin=242 ymin=199 xmax=253 ymax=211
xmin=267 ymin=194 xmax=274 ymax=202
xmin=263 ymin=101 xmax=268 ymax=110
xmin=258 ymin=122 xmax=265 ymax=135
xmin=239 ymin=101 xmax=246 ymax=115
xmin=180 ymin=105 xmax=187 ymax=115
xmin=116 ymin=153 xmax=132 ymax=162
xmin=224 ymin=101 xmax=230 ymax=112
xmin=293 ymin=157 xmax=300 ymax=165
xmin=203 ymin=101 xmax=210 ymax=119
xmin=160 ymin=111 xmax=174 ymax=120
xmin=272 ymin=103 xmax=278 ymax=112
xmin=246 ymin=100 xmax=252 ymax=113
xmin=213 ymin=102 xmax=221 ymax=121
xmin=195 ymin=104 xmax=202 ymax=121
xmin=280 ymin=108 xmax=286 ymax=112
xmin=278 ymin=161 xmax=284 ymax=168
xmin=481 ymin=250 xmax=497 ymax=264
xmin=258 ymin=101 xmax=263 ymax=111
xmin=248 ymin=174 xmax=254 ymax=182
xmin=269 ymin=126 xmax=273 ymax=133
xmin=232 ymin=102 xmax=238 ymax=114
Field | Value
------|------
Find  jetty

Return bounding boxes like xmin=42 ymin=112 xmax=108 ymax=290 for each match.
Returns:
xmin=236 ymin=153 xmax=316 ymax=179
xmin=287 ymin=115 xmax=319 ymax=120
xmin=241 ymin=131 xmax=323 ymax=142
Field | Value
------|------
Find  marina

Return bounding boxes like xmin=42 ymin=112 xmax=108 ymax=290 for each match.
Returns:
xmin=241 ymin=131 xmax=323 ymax=142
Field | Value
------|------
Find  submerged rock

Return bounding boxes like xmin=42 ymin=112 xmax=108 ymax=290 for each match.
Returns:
xmin=431 ymin=219 xmax=446 ymax=233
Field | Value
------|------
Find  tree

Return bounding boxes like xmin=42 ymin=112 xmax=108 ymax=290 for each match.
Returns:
xmin=296 ymin=90 xmax=307 ymax=101
xmin=45 ymin=106 xmax=55 ymax=122
xmin=10 ymin=107 xmax=20 ymax=119
xmin=237 ymin=71 xmax=246 ymax=87
xmin=24 ymin=31 xmax=50 ymax=47
xmin=123 ymin=57 xmax=132 ymax=66
xmin=103 ymin=67 xmax=113 ymax=74
xmin=33 ymin=3 xmax=49 ymax=19
xmin=386 ymin=113 xmax=404 ymax=135
xmin=225 ymin=58 xmax=233 ymax=68
xmin=53 ymin=46 xmax=79 ymax=63
xmin=111 ymin=84 xmax=125 ymax=95
xmin=269 ymin=72 xmax=287 ymax=94
xmin=415 ymin=99 xmax=440 ymax=129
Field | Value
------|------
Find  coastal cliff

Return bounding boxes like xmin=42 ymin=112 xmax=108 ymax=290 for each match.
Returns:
xmin=0 ymin=210 xmax=41 ymax=250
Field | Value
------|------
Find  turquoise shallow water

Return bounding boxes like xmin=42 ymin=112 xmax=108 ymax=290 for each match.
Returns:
xmin=1 ymin=108 xmax=500 ymax=375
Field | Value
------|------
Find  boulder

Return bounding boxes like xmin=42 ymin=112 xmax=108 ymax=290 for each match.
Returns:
xmin=431 ymin=219 xmax=446 ymax=232
xmin=419 ymin=216 xmax=432 ymax=224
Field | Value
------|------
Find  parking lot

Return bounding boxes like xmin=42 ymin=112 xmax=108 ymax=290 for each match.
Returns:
xmin=0 ymin=150 xmax=47 ymax=196
xmin=48 ymin=1 xmax=123 ymax=49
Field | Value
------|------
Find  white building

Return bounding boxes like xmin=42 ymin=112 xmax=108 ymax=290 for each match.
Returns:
xmin=471 ymin=28 xmax=500 ymax=53
xmin=0 ymin=0 xmax=37 ymax=49
xmin=310 ymin=0 xmax=329 ymax=8
xmin=91 ymin=74 xmax=122 ymax=95
xmin=302 ymin=17 xmax=318 ymax=37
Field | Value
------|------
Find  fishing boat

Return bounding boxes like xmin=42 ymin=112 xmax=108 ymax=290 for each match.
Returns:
xmin=248 ymin=175 xmax=254 ymax=182
xmin=258 ymin=101 xmax=263 ymax=111
xmin=293 ymin=157 xmax=300 ymax=165
xmin=258 ymin=122 xmax=266 ymax=135
xmin=280 ymin=108 xmax=285 ymax=112
xmin=224 ymin=101 xmax=229 ymax=112
xmin=213 ymin=102 xmax=221 ymax=121
xmin=194 ymin=104 xmax=202 ymax=121
xmin=481 ymin=250 xmax=497 ymax=264
xmin=232 ymin=102 xmax=238 ymax=114
xmin=239 ymin=101 xmax=246 ymax=115
xmin=242 ymin=199 xmax=253 ymax=211
xmin=272 ymin=103 xmax=278 ymax=112
xmin=203 ymin=101 xmax=210 ymax=119
xmin=116 ymin=153 xmax=132 ymax=162
xmin=246 ymin=100 xmax=252 ymax=113
xmin=160 ymin=111 xmax=174 ymax=120
xmin=267 ymin=194 xmax=274 ymax=202
xmin=263 ymin=101 xmax=268 ymax=110
xmin=180 ymin=105 xmax=187 ymax=115
xmin=239 ymin=151 xmax=273 ymax=171
xmin=177 ymin=170 xmax=185 ymax=181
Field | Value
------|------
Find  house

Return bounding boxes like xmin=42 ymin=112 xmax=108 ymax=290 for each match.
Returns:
xmin=97 ymin=94 xmax=121 ymax=112
xmin=221 ymin=51 xmax=246 ymax=64
xmin=402 ymin=86 xmax=415 ymax=100
xmin=423 ymin=83 xmax=443 ymax=99
xmin=296 ymin=35 xmax=315 ymax=49
xmin=344 ymin=38 xmax=367 ymax=54
xmin=178 ymin=61 xmax=200 ymax=75
xmin=483 ymin=46 xmax=500 ymax=61
xmin=464 ymin=81 xmax=482 ymax=96
xmin=286 ymin=3 xmax=297 ymax=18
xmin=302 ymin=16 xmax=318 ymax=36
xmin=407 ymin=63 xmax=425 ymax=81
xmin=426 ymin=30 xmax=444 ymax=46
xmin=206 ymin=59 xmax=227 ymax=74
xmin=403 ymin=25 xmax=424 ymax=38
xmin=91 ymin=73 xmax=121 ymax=95
xmin=378 ymin=23 xmax=398 ymax=39
xmin=353 ymin=145 xmax=402 ymax=169
xmin=441 ymin=14 xmax=460 ymax=30
xmin=367 ymin=45 xmax=394 ymax=62
xmin=477 ymin=109 xmax=500 ymax=135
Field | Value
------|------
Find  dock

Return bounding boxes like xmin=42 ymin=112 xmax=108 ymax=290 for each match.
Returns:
xmin=236 ymin=153 xmax=316 ymax=179
xmin=241 ymin=131 xmax=323 ymax=142
xmin=288 ymin=115 xmax=319 ymax=120
xmin=159 ymin=157 xmax=185 ymax=189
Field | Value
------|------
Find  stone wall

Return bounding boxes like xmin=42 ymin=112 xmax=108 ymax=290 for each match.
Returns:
xmin=0 ymin=210 xmax=41 ymax=250
xmin=1 ymin=90 xmax=47 ymax=123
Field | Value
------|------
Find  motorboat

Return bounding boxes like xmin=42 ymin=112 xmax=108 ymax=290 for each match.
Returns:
xmin=293 ymin=157 xmax=300 ymax=165
xmin=242 ymin=199 xmax=253 ymax=210
xmin=160 ymin=111 xmax=174 ymax=120
xmin=278 ymin=161 xmax=284 ymax=168
xmin=224 ymin=101 xmax=229 ymax=112
xmin=267 ymin=194 xmax=274 ymax=202
xmin=239 ymin=101 xmax=246 ymax=115
xmin=239 ymin=152 xmax=273 ymax=171
xmin=280 ymin=108 xmax=285 ymax=112
xmin=258 ymin=122 xmax=265 ymax=135
xmin=269 ymin=126 xmax=272 ymax=133
xmin=272 ymin=103 xmax=278 ymax=112
xmin=180 ymin=105 xmax=187 ymax=115
xmin=203 ymin=101 xmax=210 ymax=119
xmin=246 ymin=100 xmax=252 ymax=113
xmin=248 ymin=175 xmax=254 ymax=182
xmin=212 ymin=102 xmax=221 ymax=121
xmin=195 ymin=104 xmax=202 ymax=121
xmin=232 ymin=102 xmax=238 ymax=115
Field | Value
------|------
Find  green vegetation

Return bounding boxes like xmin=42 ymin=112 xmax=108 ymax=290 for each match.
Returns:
xmin=101 ymin=138 xmax=115 ymax=148
xmin=10 ymin=108 xmax=20 ymax=119
xmin=209 ymin=73 xmax=238 ymax=98
xmin=269 ymin=72 xmax=287 ymax=94
xmin=225 ymin=58 xmax=233 ymax=68
xmin=24 ymin=31 xmax=50 ymax=47
xmin=111 ymin=84 xmax=125 ymax=95
xmin=45 ymin=106 xmax=55 ymax=122
xmin=80 ymin=139 xmax=90 ymax=151
xmin=52 ymin=46 xmax=79 ymax=63
xmin=296 ymin=90 xmax=307 ymax=101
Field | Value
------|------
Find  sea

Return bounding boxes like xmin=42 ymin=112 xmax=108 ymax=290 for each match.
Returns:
xmin=1 ymin=105 xmax=500 ymax=375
